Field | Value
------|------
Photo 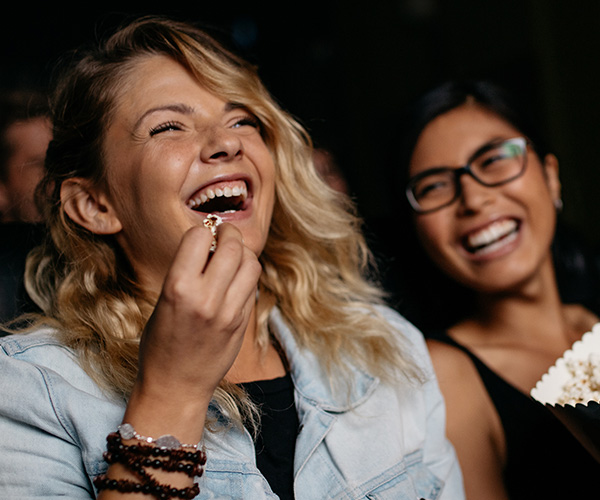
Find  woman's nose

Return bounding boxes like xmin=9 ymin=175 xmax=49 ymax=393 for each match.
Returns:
xmin=456 ymin=174 xmax=493 ymax=214
xmin=200 ymin=127 xmax=243 ymax=163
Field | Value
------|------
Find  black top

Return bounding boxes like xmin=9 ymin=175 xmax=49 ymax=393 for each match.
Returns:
xmin=240 ymin=373 xmax=299 ymax=500
xmin=428 ymin=331 xmax=599 ymax=499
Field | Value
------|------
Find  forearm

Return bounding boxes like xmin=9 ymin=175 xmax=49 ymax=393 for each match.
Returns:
xmin=97 ymin=388 xmax=210 ymax=499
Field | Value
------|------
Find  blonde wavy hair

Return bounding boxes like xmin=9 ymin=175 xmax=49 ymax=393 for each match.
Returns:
xmin=25 ymin=16 xmax=420 ymax=426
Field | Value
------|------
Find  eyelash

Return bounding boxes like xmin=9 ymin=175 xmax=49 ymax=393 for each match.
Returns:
xmin=149 ymin=121 xmax=182 ymax=136
xmin=233 ymin=115 xmax=260 ymax=129
xmin=148 ymin=114 xmax=260 ymax=137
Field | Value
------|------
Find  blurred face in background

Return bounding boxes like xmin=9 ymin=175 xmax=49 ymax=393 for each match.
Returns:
xmin=0 ymin=116 xmax=51 ymax=223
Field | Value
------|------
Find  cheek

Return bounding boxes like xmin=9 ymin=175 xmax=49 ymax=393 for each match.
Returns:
xmin=259 ymin=155 xmax=277 ymax=212
xmin=414 ymin=215 xmax=464 ymax=275
xmin=506 ymin=173 xmax=556 ymax=235
xmin=414 ymin=214 xmax=451 ymax=256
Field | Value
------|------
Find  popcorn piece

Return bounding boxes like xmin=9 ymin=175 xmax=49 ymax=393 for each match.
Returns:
xmin=557 ymin=354 xmax=600 ymax=405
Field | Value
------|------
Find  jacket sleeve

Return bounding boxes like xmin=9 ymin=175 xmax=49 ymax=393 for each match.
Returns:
xmin=383 ymin=309 xmax=466 ymax=500
xmin=0 ymin=343 xmax=104 ymax=499
xmin=421 ymin=351 xmax=465 ymax=497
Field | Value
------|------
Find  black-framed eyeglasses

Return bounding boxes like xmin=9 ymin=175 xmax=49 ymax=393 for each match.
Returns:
xmin=405 ymin=137 xmax=529 ymax=214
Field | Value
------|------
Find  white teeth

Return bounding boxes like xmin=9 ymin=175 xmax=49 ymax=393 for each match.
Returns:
xmin=472 ymin=230 xmax=518 ymax=256
xmin=467 ymin=219 xmax=518 ymax=250
xmin=186 ymin=181 xmax=248 ymax=210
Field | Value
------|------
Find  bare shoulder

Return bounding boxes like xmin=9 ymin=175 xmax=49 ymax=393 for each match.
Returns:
xmin=426 ymin=337 xmax=496 ymax=421
xmin=426 ymin=338 xmax=482 ymax=387
xmin=426 ymin=338 xmax=509 ymax=500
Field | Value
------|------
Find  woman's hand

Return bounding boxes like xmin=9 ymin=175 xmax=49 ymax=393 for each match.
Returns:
xmin=124 ymin=222 xmax=262 ymax=441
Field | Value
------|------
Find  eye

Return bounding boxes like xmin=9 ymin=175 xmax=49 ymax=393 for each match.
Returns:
xmin=149 ymin=121 xmax=183 ymax=136
xmin=415 ymin=178 xmax=452 ymax=199
xmin=477 ymin=142 xmax=522 ymax=168
xmin=480 ymin=155 xmax=504 ymax=168
xmin=231 ymin=114 xmax=260 ymax=130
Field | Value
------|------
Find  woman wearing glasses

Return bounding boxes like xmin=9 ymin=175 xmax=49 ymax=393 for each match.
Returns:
xmin=390 ymin=80 xmax=600 ymax=499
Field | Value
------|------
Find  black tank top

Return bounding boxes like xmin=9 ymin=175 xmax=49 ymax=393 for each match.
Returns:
xmin=240 ymin=373 xmax=298 ymax=499
xmin=428 ymin=331 xmax=599 ymax=499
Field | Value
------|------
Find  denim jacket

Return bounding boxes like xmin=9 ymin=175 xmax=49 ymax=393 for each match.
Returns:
xmin=0 ymin=306 xmax=464 ymax=499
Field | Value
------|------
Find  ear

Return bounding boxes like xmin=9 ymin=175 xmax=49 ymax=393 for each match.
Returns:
xmin=543 ymin=153 xmax=561 ymax=204
xmin=61 ymin=178 xmax=122 ymax=235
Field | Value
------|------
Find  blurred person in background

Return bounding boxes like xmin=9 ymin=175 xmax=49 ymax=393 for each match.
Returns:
xmin=0 ymin=89 xmax=49 ymax=324
xmin=0 ymin=89 xmax=51 ymax=223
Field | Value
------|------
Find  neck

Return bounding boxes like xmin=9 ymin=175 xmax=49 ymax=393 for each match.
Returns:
xmin=455 ymin=257 xmax=596 ymax=347
xmin=224 ymin=305 xmax=287 ymax=384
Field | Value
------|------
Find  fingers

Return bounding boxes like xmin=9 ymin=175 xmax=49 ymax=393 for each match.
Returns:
xmin=164 ymin=222 xmax=249 ymax=288
xmin=167 ymin=223 xmax=214 ymax=278
xmin=157 ymin=222 xmax=261 ymax=334
xmin=203 ymin=226 xmax=262 ymax=310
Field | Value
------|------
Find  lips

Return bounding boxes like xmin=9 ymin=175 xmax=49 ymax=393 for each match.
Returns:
xmin=463 ymin=218 xmax=520 ymax=255
xmin=186 ymin=179 xmax=249 ymax=214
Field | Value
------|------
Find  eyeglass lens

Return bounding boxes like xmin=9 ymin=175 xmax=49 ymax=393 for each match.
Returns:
xmin=407 ymin=137 xmax=527 ymax=213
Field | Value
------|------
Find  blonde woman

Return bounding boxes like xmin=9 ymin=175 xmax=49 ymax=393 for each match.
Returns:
xmin=0 ymin=17 xmax=463 ymax=499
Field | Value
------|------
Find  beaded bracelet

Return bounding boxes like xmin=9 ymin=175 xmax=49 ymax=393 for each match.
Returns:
xmin=118 ymin=423 xmax=200 ymax=450
xmin=104 ymin=432 xmax=206 ymax=478
xmin=94 ymin=424 xmax=207 ymax=498
xmin=94 ymin=475 xmax=200 ymax=499
xmin=108 ymin=432 xmax=206 ymax=464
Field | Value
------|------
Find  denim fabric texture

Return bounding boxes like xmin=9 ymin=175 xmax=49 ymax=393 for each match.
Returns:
xmin=0 ymin=306 xmax=464 ymax=499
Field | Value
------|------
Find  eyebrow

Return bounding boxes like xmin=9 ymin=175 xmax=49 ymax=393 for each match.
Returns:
xmin=132 ymin=103 xmax=195 ymax=132
xmin=409 ymin=136 xmax=511 ymax=181
xmin=466 ymin=136 xmax=507 ymax=164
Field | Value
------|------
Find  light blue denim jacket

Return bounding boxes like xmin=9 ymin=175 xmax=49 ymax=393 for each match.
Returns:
xmin=0 ymin=306 xmax=464 ymax=499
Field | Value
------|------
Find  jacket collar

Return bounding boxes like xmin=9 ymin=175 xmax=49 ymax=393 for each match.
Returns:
xmin=268 ymin=307 xmax=379 ymax=413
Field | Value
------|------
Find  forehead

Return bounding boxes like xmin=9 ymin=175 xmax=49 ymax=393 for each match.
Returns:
xmin=5 ymin=117 xmax=51 ymax=157
xmin=409 ymin=104 xmax=521 ymax=174
xmin=6 ymin=117 xmax=50 ymax=141
xmin=105 ymin=55 xmax=237 ymax=142
xmin=113 ymin=55 xmax=205 ymax=112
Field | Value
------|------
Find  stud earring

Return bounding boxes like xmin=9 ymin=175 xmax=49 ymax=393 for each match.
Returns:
xmin=553 ymin=198 xmax=563 ymax=213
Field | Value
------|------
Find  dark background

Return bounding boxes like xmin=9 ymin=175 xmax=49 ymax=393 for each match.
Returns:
xmin=2 ymin=1 xmax=599 ymax=246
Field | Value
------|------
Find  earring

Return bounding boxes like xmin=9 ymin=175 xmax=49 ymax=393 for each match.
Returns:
xmin=554 ymin=198 xmax=563 ymax=213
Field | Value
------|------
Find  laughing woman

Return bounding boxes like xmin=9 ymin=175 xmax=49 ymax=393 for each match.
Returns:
xmin=392 ymin=80 xmax=600 ymax=499
xmin=0 ymin=17 xmax=462 ymax=499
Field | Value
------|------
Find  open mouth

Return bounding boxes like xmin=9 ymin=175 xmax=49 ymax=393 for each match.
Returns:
xmin=186 ymin=179 xmax=248 ymax=214
xmin=463 ymin=218 xmax=519 ymax=255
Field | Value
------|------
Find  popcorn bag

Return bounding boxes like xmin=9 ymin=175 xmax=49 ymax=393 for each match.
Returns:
xmin=531 ymin=323 xmax=600 ymax=463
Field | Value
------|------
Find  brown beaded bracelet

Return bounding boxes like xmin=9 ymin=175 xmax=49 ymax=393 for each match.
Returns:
xmin=103 ymin=448 xmax=204 ymax=478
xmin=93 ymin=475 xmax=200 ymax=499
xmin=95 ymin=431 xmax=206 ymax=498
xmin=106 ymin=432 xmax=207 ymax=469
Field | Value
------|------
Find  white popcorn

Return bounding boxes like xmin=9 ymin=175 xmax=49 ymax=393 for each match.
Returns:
xmin=531 ymin=324 xmax=600 ymax=407
xmin=557 ymin=354 xmax=600 ymax=405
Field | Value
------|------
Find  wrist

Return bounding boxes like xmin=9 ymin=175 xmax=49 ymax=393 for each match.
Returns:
xmin=124 ymin=384 xmax=212 ymax=445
